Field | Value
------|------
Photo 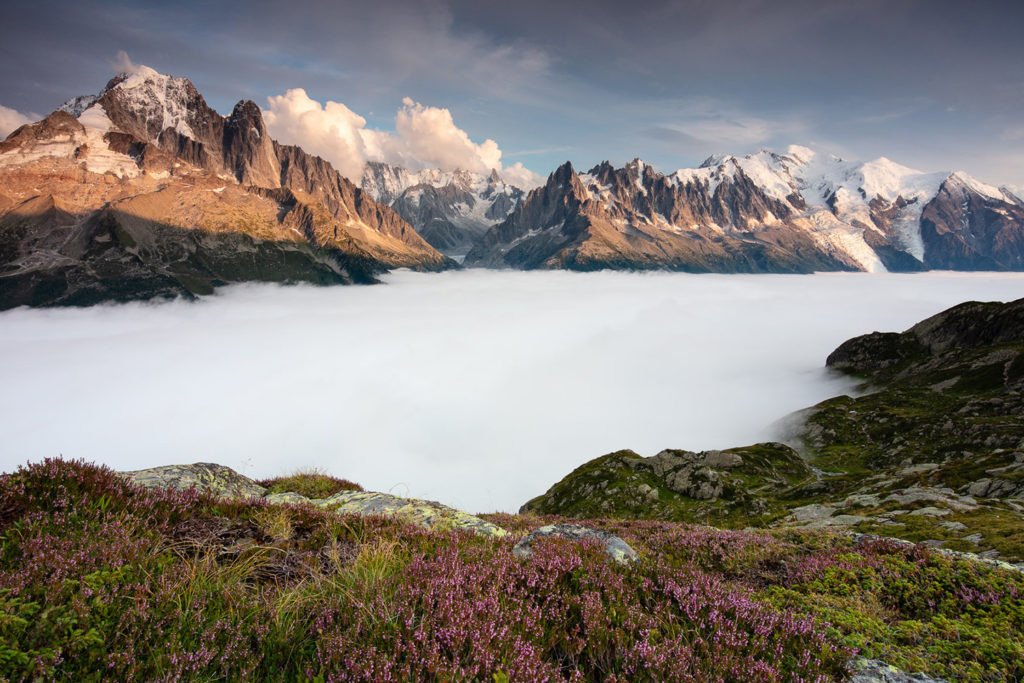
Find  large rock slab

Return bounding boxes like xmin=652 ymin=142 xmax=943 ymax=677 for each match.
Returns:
xmin=513 ymin=524 xmax=638 ymax=564
xmin=120 ymin=462 xmax=267 ymax=499
xmin=313 ymin=490 xmax=508 ymax=538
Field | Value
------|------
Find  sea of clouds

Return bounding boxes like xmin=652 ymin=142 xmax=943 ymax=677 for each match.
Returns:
xmin=1 ymin=270 xmax=1022 ymax=513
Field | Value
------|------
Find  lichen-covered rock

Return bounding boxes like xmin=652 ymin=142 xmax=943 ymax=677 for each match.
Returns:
xmin=263 ymin=491 xmax=315 ymax=506
xmin=315 ymin=490 xmax=508 ymax=538
xmin=119 ymin=463 xmax=267 ymax=499
xmin=513 ymin=524 xmax=638 ymax=565
xmin=850 ymin=658 xmax=950 ymax=683
xmin=120 ymin=463 xmax=508 ymax=538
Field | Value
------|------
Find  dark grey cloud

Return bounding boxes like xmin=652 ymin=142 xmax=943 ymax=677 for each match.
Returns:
xmin=2 ymin=0 xmax=1022 ymax=184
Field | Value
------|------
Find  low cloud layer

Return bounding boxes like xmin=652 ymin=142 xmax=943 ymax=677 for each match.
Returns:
xmin=264 ymin=89 xmax=543 ymax=188
xmin=0 ymin=104 xmax=34 ymax=138
xmin=2 ymin=270 xmax=1022 ymax=513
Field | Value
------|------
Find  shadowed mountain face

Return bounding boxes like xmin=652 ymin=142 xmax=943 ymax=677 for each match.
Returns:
xmin=465 ymin=152 xmax=1024 ymax=273
xmin=0 ymin=67 xmax=451 ymax=308
xmin=361 ymin=162 xmax=524 ymax=261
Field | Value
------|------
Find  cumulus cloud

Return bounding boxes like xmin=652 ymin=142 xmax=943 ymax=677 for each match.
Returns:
xmin=263 ymin=89 xmax=543 ymax=188
xmin=3 ymin=270 xmax=1023 ymax=513
xmin=0 ymin=105 xmax=34 ymax=139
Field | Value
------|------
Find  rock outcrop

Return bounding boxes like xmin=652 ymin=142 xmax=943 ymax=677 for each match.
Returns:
xmin=119 ymin=462 xmax=507 ymax=538
xmin=521 ymin=443 xmax=815 ymax=523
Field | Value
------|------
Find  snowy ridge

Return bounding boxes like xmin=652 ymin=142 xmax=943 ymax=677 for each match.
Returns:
xmin=105 ymin=65 xmax=199 ymax=141
xmin=58 ymin=95 xmax=98 ymax=118
xmin=0 ymin=104 xmax=140 ymax=178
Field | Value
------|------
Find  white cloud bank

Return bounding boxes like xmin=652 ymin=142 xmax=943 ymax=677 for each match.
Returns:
xmin=0 ymin=105 xmax=34 ymax=139
xmin=2 ymin=270 xmax=1023 ymax=514
xmin=263 ymin=89 xmax=543 ymax=189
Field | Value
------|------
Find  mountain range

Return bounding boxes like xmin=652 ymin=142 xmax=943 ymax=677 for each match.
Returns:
xmin=465 ymin=152 xmax=1024 ymax=273
xmin=1 ymin=65 xmax=1023 ymax=307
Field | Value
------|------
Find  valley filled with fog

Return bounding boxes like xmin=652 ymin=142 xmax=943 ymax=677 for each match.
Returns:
xmin=2 ymin=270 xmax=1022 ymax=513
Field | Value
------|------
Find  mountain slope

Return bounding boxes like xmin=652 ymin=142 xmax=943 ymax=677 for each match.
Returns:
xmin=0 ymin=66 xmax=450 ymax=308
xmin=465 ymin=148 xmax=1024 ymax=273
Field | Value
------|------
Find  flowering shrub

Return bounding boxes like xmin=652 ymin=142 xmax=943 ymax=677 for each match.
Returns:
xmin=0 ymin=459 xmax=1021 ymax=681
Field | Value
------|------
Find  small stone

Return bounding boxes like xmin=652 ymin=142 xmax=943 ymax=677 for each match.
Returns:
xmin=843 ymin=494 xmax=881 ymax=508
xmin=804 ymin=514 xmax=869 ymax=528
xmin=908 ymin=507 xmax=951 ymax=517
xmin=850 ymin=657 xmax=951 ymax=682
xmin=962 ymin=533 xmax=984 ymax=545
xmin=939 ymin=521 xmax=968 ymax=532
xmin=513 ymin=524 xmax=639 ymax=565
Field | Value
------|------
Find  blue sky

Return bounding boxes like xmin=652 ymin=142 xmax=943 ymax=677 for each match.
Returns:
xmin=2 ymin=0 xmax=1022 ymax=187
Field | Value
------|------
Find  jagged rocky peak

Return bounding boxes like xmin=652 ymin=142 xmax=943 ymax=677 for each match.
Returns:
xmin=90 ymin=66 xmax=215 ymax=145
xmin=223 ymin=100 xmax=280 ymax=187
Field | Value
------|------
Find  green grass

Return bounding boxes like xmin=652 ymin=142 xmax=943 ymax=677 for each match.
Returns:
xmin=258 ymin=468 xmax=363 ymax=499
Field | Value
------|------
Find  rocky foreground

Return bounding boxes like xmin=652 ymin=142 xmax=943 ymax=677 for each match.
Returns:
xmin=525 ymin=297 xmax=1024 ymax=572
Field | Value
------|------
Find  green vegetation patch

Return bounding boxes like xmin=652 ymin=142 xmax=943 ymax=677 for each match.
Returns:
xmin=258 ymin=468 xmax=364 ymax=499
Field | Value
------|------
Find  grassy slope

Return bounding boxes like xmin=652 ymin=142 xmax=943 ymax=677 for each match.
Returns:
xmin=1 ymin=459 xmax=1023 ymax=681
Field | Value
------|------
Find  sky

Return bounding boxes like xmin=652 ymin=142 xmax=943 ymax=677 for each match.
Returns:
xmin=2 ymin=270 xmax=1023 ymax=513
xmin=1 ymin=0 xmax=1023 ymax=188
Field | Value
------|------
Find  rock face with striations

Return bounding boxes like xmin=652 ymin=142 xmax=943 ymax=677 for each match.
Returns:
xmin=0 ymin=65 xmax=450 ymax=309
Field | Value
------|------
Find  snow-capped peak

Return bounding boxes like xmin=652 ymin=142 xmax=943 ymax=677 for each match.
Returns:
xmin=948 ymin=170 xmax=1007 ymax=202
xmin=784 ymin=144 xmax=816 ymax=165
xmin=62 ymin=64 xmax=203 ymax=144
